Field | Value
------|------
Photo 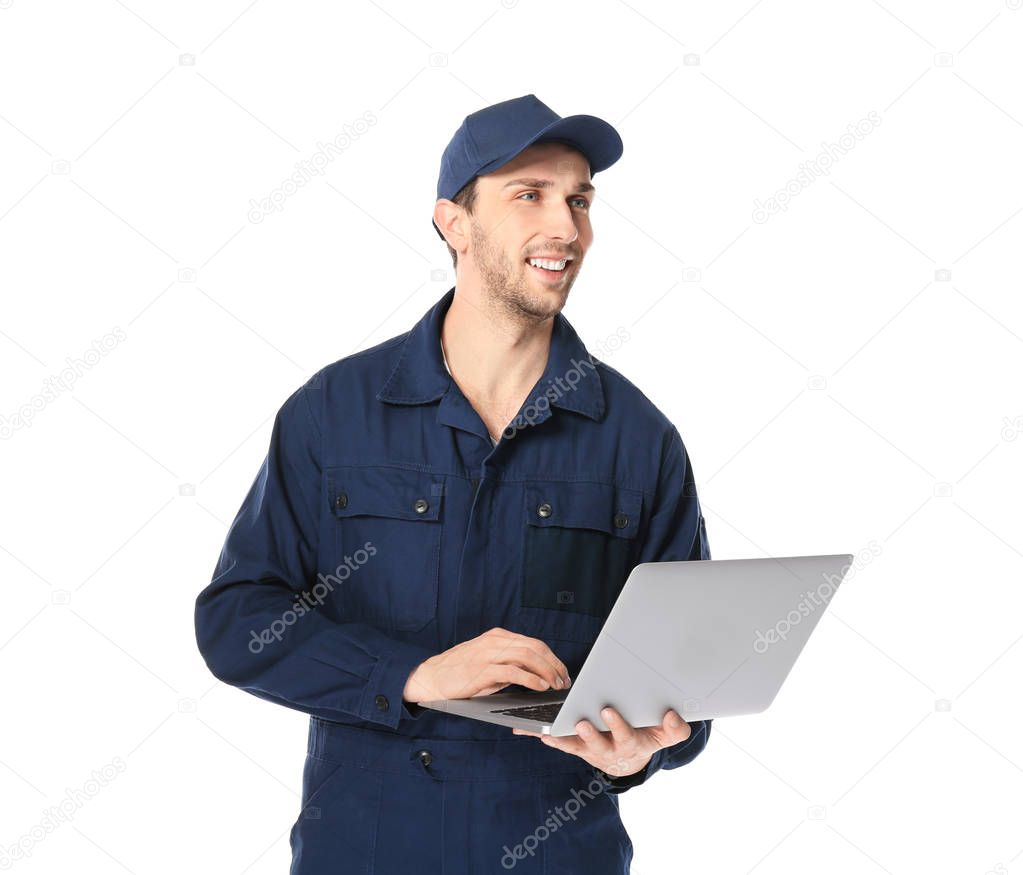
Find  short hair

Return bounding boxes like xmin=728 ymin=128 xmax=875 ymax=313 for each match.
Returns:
xmin=443 ymin=177 xmax=479 ymax=270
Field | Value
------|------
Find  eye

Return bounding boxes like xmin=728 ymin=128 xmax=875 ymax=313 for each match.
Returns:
xmin=516 ymin=191 xmax=591 ymax=209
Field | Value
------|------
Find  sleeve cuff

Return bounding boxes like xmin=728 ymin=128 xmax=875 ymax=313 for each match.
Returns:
xmin=359 ymin=639 xmax=435 ymax=730
xmin=598 ymin=748 xmax=664 ymax=794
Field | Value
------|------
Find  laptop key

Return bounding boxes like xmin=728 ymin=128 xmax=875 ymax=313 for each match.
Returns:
xmin=490 ymin=702 xmax=565 ymax=722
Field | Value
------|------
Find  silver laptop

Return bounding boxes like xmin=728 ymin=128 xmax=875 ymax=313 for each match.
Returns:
xmin=418 ymin=554 xmax=853 ymax=735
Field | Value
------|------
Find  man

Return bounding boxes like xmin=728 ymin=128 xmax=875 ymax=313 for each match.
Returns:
xmin=195 ymin=93 xmax=712 ymax=874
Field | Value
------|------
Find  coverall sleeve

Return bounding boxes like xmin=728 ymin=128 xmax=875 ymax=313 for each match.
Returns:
xmin=194 ymin=376 xmax=436 ymax=729
xmin=601 ymin=425 xmax=713 ymax=794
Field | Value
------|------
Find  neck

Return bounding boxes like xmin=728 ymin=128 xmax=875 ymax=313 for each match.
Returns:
xmin=440 ymin=285 xmax=553 ymax=404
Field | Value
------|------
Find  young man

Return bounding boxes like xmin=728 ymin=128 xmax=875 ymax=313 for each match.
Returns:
xmin=195 ymin=93 xmax=712 ymax=874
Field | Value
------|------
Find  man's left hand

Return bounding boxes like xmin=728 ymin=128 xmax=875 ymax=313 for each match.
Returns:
xmin=512 ymin=707 xmax=690 ymax=778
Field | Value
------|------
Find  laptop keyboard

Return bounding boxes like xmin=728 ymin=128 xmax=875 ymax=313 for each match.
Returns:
xmin=490 ymin=702 xmax=565 ymax=722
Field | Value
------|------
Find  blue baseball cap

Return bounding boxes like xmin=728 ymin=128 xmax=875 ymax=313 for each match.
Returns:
xmin=432 ymin=93 xmax=624 ymax=241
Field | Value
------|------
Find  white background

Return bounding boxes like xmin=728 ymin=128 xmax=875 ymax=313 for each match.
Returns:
xmin=1 ymin=1 xmax=1021 ymax=873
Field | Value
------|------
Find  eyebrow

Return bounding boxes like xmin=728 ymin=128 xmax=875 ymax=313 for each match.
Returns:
xmin=501 ymin=177 xmax=596 ymax=194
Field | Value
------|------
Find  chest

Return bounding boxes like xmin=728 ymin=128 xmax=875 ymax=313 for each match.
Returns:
xmin=317 ymin=457 xmax=648 ymax=671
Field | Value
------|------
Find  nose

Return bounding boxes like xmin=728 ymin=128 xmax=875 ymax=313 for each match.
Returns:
xmin=542 ymin=199 xmax=580 ymax=246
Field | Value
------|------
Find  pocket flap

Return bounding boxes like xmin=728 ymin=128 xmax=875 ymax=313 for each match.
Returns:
xmin=327 ymin=466 xmax=444 ymax=522
xmin=524 ymin=481 xmax=642 ymax=539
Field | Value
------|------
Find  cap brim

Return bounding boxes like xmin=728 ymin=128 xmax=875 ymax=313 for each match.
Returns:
xmin=477 ymin=113 xmax=623 ymax=178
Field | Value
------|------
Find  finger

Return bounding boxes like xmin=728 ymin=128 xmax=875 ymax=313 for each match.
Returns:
xmin=543 ymin=732 xmax=586 ymax=756
xmin=520 ymin=637 xmax=572 ymax=687
xmin=663 ymin=709 xmax=691 ymax=742
xmin=574 ymin=719 xmax=613 ymax=758
xmin=481 ymin=663 xmax=554 ymax=693
xmin=509 ymin=728 xmax=570 ymax=750
xmin=521 ymin=726 xmax=588 ymax=757
xmin=601 ymin=707 xmax=637 ymax=747
xmin=497 ymin=645 xmax=562 ymax=689
xmin=597 ymin=712 xmax=659 ymax=777
xmin=492 ymin=644 xmax=568 ymax=690
xmin=499 ymin=632 xmax=572 ymax=687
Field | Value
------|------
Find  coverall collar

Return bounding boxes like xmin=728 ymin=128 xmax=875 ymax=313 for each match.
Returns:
xmin=376 ymin=287 xmax=606 ymax=433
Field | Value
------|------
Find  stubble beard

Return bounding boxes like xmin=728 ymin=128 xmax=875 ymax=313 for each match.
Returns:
xmin=469 ymin=216 xmax=575 ymax=326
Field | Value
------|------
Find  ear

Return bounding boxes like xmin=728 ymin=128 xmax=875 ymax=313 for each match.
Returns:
xmin=434 ymin=199 xmax=468 ymax=254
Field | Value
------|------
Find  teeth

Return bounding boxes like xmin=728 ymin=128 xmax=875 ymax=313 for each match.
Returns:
xmin=528 ymin=258 xmax=568 ymax=271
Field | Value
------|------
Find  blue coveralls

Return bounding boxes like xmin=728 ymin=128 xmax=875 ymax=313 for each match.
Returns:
xmin=194 ymin=287 xmax=713 ymax=874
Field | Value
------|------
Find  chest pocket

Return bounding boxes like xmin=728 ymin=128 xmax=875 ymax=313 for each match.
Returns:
xmin=326 ymin=465 xmax=443 ymax=633
xmin=518 ymin=480 xmax=643 ymax=644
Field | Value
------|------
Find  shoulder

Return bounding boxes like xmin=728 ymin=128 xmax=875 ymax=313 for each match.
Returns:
xmin=312 ymin=329 xmax=410 ymax=385
xmin=285 ymin=329 xmax=412 ymax=424
xmin=592 ymin=356 xmax=682 ymax=448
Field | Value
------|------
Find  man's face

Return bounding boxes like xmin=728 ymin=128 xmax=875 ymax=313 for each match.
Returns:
xmin=464 ymin=141 xmax=595 ymax=323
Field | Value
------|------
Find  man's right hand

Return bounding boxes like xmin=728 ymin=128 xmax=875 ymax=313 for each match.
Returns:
xmin=402 ymin=627 xmax=571 ymax=704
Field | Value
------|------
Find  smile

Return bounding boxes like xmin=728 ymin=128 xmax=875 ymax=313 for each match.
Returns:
xmin=525 ymin=257 xmax=573 ymax=281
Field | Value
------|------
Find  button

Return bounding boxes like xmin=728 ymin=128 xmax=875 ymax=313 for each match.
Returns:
xmin=613 ymin=512 xmax=629 ymax=529
xmin=413 ymin=498 xmax=429 ymax=514
xmin=335 ymin=492 xmax=348 ymax=509
xmin=416 ymin=749 xmax=433 ymax=767
xmin=374 ymin=694 xmax=389 ymax=711
xmin=537 ymin=502 xmax=552 ymax=518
